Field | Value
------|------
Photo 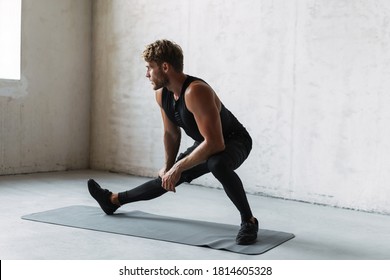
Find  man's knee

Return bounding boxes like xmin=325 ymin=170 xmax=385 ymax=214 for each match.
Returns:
xmin=207 ymin=156 xmax=229 ymax=175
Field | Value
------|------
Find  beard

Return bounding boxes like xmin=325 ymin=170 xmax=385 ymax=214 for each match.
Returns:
xmin=152 ymin=71 xmax=169 ymax=90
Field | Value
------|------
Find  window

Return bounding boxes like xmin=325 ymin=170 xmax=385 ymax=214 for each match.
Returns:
xmin=0 ymin=0 xmax=22 ymax=80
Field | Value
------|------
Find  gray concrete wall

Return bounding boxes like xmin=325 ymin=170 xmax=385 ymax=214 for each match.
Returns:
xmin=90 ymin=0 xmax=390 ymax=214
xmin=0 ymin=0 xmax=92 ymax=174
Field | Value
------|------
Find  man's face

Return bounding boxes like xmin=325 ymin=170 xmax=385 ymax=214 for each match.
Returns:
xmin=145 ymin=61 xmax=169 ymax=90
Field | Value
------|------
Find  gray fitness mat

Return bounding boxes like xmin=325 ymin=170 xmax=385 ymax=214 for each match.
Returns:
xmin=22 ymin=205 xmax=294 ymax=255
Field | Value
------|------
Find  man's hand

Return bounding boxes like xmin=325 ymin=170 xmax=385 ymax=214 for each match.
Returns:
xmin=158 ymin=167 xmax=167 ymax=179
xmin=161 ymin=165 xmax=182 ymax=192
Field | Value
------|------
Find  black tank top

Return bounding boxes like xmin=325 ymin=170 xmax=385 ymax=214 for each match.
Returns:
xmin=161 ymin=75 xmax=246 ymax=142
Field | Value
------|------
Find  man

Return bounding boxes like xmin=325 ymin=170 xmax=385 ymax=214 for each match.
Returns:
xmin=88 ymin=39 xmax=258 ymax=245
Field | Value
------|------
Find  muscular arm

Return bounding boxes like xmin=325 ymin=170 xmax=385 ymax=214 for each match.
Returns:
xmin=176 ymin=82 xmax=225 ymax=169
xmin=162 ymin=82 xmax=225 ymax=190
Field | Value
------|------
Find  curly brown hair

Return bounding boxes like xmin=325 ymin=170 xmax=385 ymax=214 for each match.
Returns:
xmin=142 ymin=40 xmax=184 ymax=72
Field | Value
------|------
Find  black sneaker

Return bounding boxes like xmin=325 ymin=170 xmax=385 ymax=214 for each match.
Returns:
xmin=87 ymin=179 xmax=119 ymax=215
xmin=236 ymin=218 xmax=259 ymax=245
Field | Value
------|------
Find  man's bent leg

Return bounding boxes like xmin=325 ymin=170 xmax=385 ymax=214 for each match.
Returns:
xmin=207 ymin=155 xmax=254 ymax=222
xmin=207 ymin=133 xmax=254 ymax=222
xmin=206 ymin=133 xmax=258 ymax=245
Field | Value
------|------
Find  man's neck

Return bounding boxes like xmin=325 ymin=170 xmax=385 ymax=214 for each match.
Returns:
xmin=166 ymin=72 xmax=187 ymax=100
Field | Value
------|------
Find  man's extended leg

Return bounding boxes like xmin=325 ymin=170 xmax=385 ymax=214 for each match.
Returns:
xmin=88 ymin=142 xmax=209 ymax=214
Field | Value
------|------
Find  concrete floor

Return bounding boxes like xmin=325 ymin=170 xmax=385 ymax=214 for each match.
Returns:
xmin=1 ymin=170 xmax=390 ymax=260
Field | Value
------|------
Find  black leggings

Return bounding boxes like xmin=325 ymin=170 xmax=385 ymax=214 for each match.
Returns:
xmin=118 ymin=131 xmax=254 ymax=222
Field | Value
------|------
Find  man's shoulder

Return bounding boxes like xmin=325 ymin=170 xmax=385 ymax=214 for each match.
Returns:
xmin=185 ymin=80 xmax=213 ymax=97
xmin=185 ymin=80 xmax=211 ymax=93
xmin=184 ymin=81 xmax=215 ymax=112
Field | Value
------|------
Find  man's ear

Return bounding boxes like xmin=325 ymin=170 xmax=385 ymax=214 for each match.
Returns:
xmin=161 ymin=62 xmax=169 ymax=73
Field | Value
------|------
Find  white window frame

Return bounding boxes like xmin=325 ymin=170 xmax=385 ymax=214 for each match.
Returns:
xmin=0 ymin=0 xmax=22 ymax=81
